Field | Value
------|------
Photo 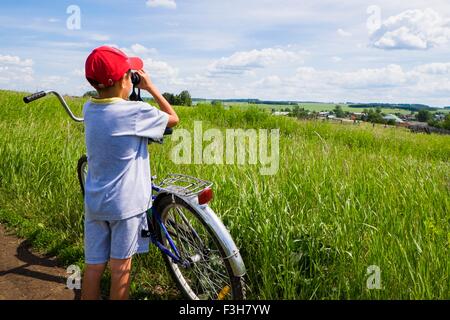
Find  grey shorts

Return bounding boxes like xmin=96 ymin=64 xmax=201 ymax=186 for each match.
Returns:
xmin=84 ymin=212 xmax=150 ymax=264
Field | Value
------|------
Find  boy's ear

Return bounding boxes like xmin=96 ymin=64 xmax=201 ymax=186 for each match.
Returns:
xmin=121 ymin=72 xmax=131 ymax=88
xmin=119 ymin=74 xmax=127 ymax=89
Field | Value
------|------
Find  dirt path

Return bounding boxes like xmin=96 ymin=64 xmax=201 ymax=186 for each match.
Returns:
xmin=0 ymin=223 xmax=79 ymax=300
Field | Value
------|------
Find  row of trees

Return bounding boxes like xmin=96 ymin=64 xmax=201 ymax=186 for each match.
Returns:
xmin=289 ymin=106 xmax=310 ymax=119
xmin=83 ymin=90 xmax=193 ymax=106
xmin=162 ymin=90 xmax=192 ymax=106
xmin=427 ymin=113 xmax=450 ymax=130
xmin=287 ymin=105 xmax=350 ymax=120
xmin=414 ymin=110 xmax=450 ymax=129
xmin=362 ymin=108 xmax=384 ymax=124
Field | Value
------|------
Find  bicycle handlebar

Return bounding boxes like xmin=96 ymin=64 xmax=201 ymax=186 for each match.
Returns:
xmin=23 ymin=91 xmax=47 ymax=104
xmin=23 ymin=90 xmax=84 ymax=122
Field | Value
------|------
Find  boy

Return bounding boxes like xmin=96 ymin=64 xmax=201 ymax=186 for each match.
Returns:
xmin=81 ymin=46 xmax=179 ymax=300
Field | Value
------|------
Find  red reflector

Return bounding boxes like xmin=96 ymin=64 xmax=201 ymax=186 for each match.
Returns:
xmin=198 ymin=188 xmax=213 ymax=205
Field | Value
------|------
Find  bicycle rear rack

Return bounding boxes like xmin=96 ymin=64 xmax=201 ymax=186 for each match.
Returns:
xmin=156 ymin=174 xmax=213 ymax=197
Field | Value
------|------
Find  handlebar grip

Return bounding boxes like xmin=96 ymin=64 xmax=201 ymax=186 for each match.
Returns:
xmin=164 ymin=127 xmax=173 ymax=135
xmin=23 ymin=91 xmax=46 ymax=104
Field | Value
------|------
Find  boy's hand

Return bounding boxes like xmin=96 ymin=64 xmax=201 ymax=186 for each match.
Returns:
xmin=136 ymin=69 xmax=156 ymax=93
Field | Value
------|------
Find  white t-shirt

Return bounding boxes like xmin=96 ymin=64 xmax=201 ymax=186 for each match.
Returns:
xmin=82 ymin=97 xmax=169 ymax=221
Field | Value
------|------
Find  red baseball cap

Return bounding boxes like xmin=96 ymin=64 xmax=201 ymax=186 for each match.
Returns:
xmin=85 ymin=46 xmax=143 ymax=88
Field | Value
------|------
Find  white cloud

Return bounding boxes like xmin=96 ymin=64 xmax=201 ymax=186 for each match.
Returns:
xmin=331 ymin=64 xmax=409 ymax=89
xmin=40 ymin=75 xmax=70 ymax=89
xmin=71 ymin=68 xmax=84 ymax=77
xmin=332 ymin=56 xmax=343 ymax=62
xmin=412 ymin=62 xmax=450 ymax=74
xmin=256 ymin=62 xmax=450 ymax=105
xmin=146 ymin=0 xmax=176 ymax=9
xmin=89 ymin=33 xmax=111 ymax=42
xmin=112 ymin=43 xmax=157 ymax=58
xmin=291 ymin=64 xmax=410 ymax=93
xmin=207 ymin=48 xmax=305 ymax=77
xmin=0 ymin=54 xmax=34 ymax=90
xmin=130 ymin=43 xmax=157 ymax=56
xmin=370 ymin=8 xmax=450 ymax=50
xmin=252 ymin=75 xmax=282 ymax=88
xmin=142 ymin=58 xmax=179 ymax=80
xmin=0 ymin=55 xmax=33 ymax=67
xmin=337 ymin=28 xmax=352 ymax=37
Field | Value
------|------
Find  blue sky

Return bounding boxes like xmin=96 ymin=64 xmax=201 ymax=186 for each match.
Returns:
xmin=1 ymin=0 xmax=450 ymax=106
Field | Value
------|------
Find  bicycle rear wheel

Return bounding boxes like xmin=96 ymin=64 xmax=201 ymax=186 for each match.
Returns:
xmin=154 ymin=194 xmax=246 ymax=300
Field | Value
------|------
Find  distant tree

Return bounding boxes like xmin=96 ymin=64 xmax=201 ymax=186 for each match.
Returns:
xmin=443 ymin=114 xmax=450 ymax=130
xmin=430 ymin=113 xmax=450 ymax=130
xmin=334 ymin=105 xmax=345 ymax=118
xmin=211 ymin=100 xmax=223 ymax=107
xmin=367 ymin=108 xmax=384 ymax=124
xmin=83 ymin=90 xmax=98 ymax=98
xmin=173 ymin=95 xmax=182 ymax=106
xmin=162 ymin=92 xmax=176 ymax=105
xmin=386 ymin=119 xmax=396 ymax=126
xmin=290 ymin=106 xmax=309 ymax=119
xmin=416 ymin=110 xmax=432 ymax=122
xmin=177 ymin=90 xmax=192 ymax=106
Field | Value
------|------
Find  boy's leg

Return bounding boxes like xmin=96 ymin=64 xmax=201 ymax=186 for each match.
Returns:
xmin=81 ymin=263 xmax=107 ymax=300
xmin=109 ymin=212 xmax=150 ymax=300
xmin=110 ymin=257 xmax=133 ymax=300
xmin=83 ymin=219 xmax=111 ymax=300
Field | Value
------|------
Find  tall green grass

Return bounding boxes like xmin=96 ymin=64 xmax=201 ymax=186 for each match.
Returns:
xmin=0 ymin=90 xmax=448 ymax=299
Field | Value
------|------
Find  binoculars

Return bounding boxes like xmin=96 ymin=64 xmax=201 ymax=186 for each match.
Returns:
xmin=129 ymin=72 xmax=142 ymax=101
xmin=131 ymin=72 xmax=141 ymax=86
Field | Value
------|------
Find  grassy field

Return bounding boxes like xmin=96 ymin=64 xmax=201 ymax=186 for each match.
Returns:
xmin=0 ymin=89 xmax=449 ymax=299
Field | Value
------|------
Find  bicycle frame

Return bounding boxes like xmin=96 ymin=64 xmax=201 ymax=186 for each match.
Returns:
xmin=144 ymin=189 xmax=186 ymax=267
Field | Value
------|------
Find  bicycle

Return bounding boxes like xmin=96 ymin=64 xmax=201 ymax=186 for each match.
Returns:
xmin=23 ymin=89 xmax=247 ymax=300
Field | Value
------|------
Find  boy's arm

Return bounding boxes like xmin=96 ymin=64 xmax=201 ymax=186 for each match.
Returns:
xmin=136 ymin=70 xmax=179 ymax=128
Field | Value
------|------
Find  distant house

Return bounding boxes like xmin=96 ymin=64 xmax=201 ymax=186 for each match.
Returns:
xmin=351 ymin=112 xmax=366 ymax=120
xmin=383 ymin=114 xmax=404 ymax=123
xmin=272 ymin=111 xmax=290 ymax=116
xmin=401 ymin=114 xmax=416 ymax=121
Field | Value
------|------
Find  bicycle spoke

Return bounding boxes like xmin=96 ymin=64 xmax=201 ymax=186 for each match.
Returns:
xmin=175 ymin=206 xmax=205 ymax=247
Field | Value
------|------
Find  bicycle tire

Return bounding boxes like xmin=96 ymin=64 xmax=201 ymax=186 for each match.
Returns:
xmin=77 ymin=154 xmax=87 ymax=197
xmin=154 ymin=194 xmax=246 ymax=300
